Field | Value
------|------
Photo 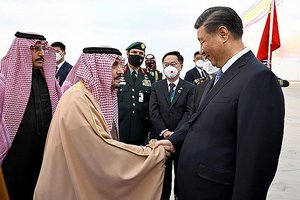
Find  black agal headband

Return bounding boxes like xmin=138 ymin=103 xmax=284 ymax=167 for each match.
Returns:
xmin=83 ymin=47 xmax=122 ymax=55
xmin=15 ymin=31 xmax=46 ymax=40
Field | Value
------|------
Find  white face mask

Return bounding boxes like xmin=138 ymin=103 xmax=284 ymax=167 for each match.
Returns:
xmin=55 ymin=52 xmax=62 ymax=62
xmin=203 ymin=61 xmax=219 ymax=75
xmin=163 ymin=65 xmax=178 ymax=79
xmin=195 ymin=60 xmax=204 ymax=69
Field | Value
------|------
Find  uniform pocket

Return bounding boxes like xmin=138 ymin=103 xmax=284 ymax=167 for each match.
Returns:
xmin=117 ymin=86 xmax=130 ymax=102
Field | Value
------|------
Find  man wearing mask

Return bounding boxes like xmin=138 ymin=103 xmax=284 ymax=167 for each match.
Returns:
xmin=191 ymin=60 xmax=219 ymax=114
xmin=184 ymin=51 xmax=209 ymax=85
xmin=149 ymin=51 xmax=194 ymax=200
xmin=118 ymin=42 xmax=152 ymax=145
xmin=144 ymin=53 xmax=163 ymax=83
xmin=51 ymin=42 xmax=73 ymax=86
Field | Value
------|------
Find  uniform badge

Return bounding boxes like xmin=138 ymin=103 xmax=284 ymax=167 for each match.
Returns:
xmin=138 ymin=91 xmax=144 ymax=102
xmin=142 ymin=75 xmax=151 ymax=86
xmin=194 ymin=77 xmax=207 ymax=85
xmin=119 ymin=74 xmax=126 ymax=85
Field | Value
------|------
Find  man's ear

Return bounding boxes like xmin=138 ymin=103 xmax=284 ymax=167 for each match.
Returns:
xmin=218 ymin=26 xmax=229 ymax=42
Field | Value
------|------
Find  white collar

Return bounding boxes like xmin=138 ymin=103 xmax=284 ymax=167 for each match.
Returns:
xmin=128 ymin=66 xmax=139 ymax=75
xmin=195 ymin=66 xmax=204 ymax=74
xmin=167 ymin=78 xmax=179 ymax=86
xmin=56 ymin=60 xmax=66 ymax=71
xmin=221 ymin=47 xmax=250 ymax=73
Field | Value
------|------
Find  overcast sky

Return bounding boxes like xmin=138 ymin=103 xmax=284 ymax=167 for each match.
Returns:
xmin=0 ymin=0 xmax=299 ymax=80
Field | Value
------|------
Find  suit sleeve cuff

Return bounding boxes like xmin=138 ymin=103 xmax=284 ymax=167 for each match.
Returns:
xmin=159 ymin=129 xmax=168 ymax=137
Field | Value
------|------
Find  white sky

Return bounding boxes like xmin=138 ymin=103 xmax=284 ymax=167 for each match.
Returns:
xmin=1 ymin=0 xmax=299 ymax=80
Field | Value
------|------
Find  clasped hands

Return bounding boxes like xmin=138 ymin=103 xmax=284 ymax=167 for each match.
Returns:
xmin=155 ymin=140 xmax=175 ymax=158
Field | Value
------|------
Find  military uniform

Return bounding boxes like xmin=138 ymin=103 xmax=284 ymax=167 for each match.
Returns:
xmin=118 ymin=65 xmax=152 ymax=145
xmin=145 ymin=69 xmax=163 ymax=83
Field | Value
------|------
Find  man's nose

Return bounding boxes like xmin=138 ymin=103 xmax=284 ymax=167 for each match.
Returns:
xmin=117 ymin=66 xmax=124 ymax=74
xmin=38 ymin=50 xmax=45 ymax=56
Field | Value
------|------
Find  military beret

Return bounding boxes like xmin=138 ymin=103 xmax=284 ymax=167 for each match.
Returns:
xmin=126 ymin=42 xmax=146 ymax=51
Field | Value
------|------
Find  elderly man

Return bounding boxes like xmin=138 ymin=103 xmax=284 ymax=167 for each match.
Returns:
xmin=34 ymin=47 xmax=166 ymax=200
xmin=0 ymin=32 xmax=60 ymax=200
xmin=156 ymin=6 xmax=284 ymax=200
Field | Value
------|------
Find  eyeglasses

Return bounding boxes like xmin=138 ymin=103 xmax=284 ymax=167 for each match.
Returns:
xmin=163 ymin=62 xmax=179 ymax=67
xmin=30 ymin=46 xmax=48 ymax=53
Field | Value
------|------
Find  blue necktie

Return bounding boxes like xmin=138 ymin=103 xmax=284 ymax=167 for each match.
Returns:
xmin=169 ymin=83 xmax=175 ymax=102
xmin=214 ymin=69 xmax=223 ymax=85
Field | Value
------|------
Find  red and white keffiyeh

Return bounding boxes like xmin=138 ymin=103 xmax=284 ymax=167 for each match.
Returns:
xmin=62 ymin=50 xmax=124 ymax=133
xmin=0 ymin=32 xmax=61 ymax=143
xmin=0 ymin=73 xmax=10 ymax=164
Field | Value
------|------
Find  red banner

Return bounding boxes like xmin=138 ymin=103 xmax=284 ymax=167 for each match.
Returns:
xmin=257 ymin=1 xmax=281 ymax=64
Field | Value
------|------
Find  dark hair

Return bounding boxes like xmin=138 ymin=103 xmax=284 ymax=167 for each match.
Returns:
xmin=194 ymin=6 xmax=243 ymax=39
xmin=162 ymin=51 xmax=184 ymax=64
xmin=51 ymin=42 xmax=66 ymax=52
xmin=194 ymin=51 xmax=200 ymax=58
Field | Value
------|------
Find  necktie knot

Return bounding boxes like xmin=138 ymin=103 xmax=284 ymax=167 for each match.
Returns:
xmin=214 ymin=69 xmax=223 ymax=85
xmin=131 ymin=71 xmax=137 ymax=83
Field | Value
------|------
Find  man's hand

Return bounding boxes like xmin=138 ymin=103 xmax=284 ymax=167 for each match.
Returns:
xmin=163 ymin=130 xmax=173 ymax=138
xmin=155 ymin=140 xmax=175 ymax=158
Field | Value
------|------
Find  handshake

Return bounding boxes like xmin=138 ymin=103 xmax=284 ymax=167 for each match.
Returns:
xmin=154 ymin=140 xmax=176 ymax=158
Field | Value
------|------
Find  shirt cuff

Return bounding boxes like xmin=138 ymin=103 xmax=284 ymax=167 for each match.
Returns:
xmin=159 ymin=129 xmax=168 ymax=137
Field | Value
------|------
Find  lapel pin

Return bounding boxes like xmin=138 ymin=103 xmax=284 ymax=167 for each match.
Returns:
xmin=178 ymin=87 xmax=183 ymax=93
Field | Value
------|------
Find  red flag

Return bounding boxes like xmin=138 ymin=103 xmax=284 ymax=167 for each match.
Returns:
xmin=257 ymin=1 xmax=281 ymax=65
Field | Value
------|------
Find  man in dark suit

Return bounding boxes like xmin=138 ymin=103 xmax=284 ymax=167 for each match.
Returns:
xmin=149 ymin=51 xmax=194 ymax=200
xmin=191 ymin=60 xmax=220 ymax=114
xmin=184 ymin=51 xmax=208 ymax=85
xmin=51 ymin=42 xmax=73 ymax=86
xmin=117 ymin=42 xmax=152 ymax=145
xmin=156 ymin=6 xmax=285 ymax=200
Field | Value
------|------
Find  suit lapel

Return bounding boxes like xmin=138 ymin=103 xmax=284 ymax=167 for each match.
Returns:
xmin=193 ymin=67 xmax=201 ymax=78
xmin=57 ymin=63 xmax=64 ymax=76
xmin=170 ymin=79 xmax=184 ymax=109
xmin=124 ymin=70 xmax=134 ymax=86
xmin=135 ymin=68 xmax=144 ymax=86
xmin=198 ymin=78 xmax=214 ymax=107
xmin=161 ymin=80 xmax=171 ymax=105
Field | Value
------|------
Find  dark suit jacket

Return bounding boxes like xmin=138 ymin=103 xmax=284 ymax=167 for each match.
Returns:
xmin=184 ymin=67 xmax=208 ymax=85
xmin=191 ymin=79 xmax=210 ymax=114
xmin=117 ymin=66 xmax=152 ymax=144
xmin=169 ymin=51 xmax=285 ymax=200
xmin=56 ymin=61 xmax=73 ymax=86
xmin=149 ymin=79 xmax=194 ymax=139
